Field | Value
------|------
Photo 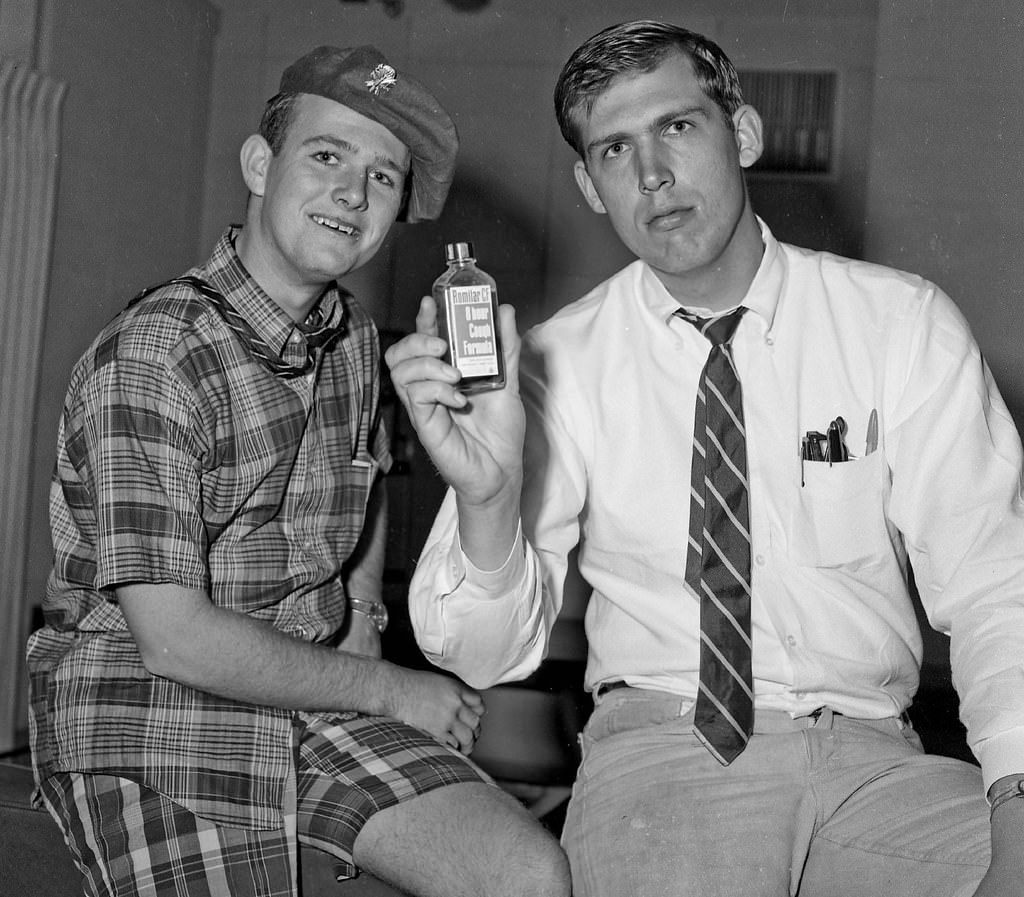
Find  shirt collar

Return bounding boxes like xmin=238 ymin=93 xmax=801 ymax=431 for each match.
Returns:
xmin=741 ymin=217 xmax=784 ymax=331
xmin=639 ymin=216 xmax=784 ymax=333
xmin=200 ymin=227 xmax=346 ymax=363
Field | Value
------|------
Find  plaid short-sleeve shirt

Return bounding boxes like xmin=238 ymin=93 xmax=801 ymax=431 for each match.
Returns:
xmin=27 ymin=228 xmax=391 ymax=830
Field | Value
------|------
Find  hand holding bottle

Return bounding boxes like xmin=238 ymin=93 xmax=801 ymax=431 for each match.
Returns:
xmin=385 ymin=293 xmax=525 ymax=568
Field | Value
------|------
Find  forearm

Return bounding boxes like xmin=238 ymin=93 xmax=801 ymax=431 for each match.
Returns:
xmin=976 ymin=777 xmax=1024 ymax=896
xmin=455 ymin=473 xmax=523 ymax=571
xmin=119 ymin=582 xmax=404 ymax=716
xmin=344 ymin=476 xmax=387 ymax=603
xmin=337 ymin=478 xmax=388 ymax=657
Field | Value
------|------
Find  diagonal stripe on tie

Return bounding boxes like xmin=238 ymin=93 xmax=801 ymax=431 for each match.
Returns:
xmin=700 ymin=638 xmax=757 ymax=700
xmin=700 ymin=647 xmax=757 ymax=704
xmin=688 ymin=534 xmax=702 ymax=559
xmin=703 ymin=536 xmax=751 ymax=601
xmin=706 ymin=432 xmax=747 ymax=486
xmin=704 ymin=482 xmax=750 ymax=542
xmin=697 ymin=682 xmax=750 ymax=739
xmin=705 ymin=380 xmax=746 ymax=434
xmin=700 ymin=584 xmax=753 ymax=647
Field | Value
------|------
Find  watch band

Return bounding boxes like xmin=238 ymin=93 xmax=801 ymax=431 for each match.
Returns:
xmin=988 ymin=775 xmax=1024 ymax=818
xmin=349 ymin=597 xmax=389 ymax=633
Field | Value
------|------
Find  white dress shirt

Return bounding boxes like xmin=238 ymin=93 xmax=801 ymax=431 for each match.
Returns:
xmin=409 ymin=222 xmax=1024 ymax=790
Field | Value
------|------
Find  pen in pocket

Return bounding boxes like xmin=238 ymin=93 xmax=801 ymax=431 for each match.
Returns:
xmin=865 ymin=408 xmax=878 ymax=455
xmin=826 ymin=417 xmax=848 ymax=465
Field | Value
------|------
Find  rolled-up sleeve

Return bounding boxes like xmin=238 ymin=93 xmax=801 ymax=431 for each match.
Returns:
xmin=408 ymin=489 xmax=549 ymax=688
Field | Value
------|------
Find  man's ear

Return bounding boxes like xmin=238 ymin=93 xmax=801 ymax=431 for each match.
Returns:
xmin=573 ymin=159 xmax=607 ymax=215
xmin=239 ymin=134 xmax=272 ymax=197
xmin=733 ymin=105 xmax=764 ymax=170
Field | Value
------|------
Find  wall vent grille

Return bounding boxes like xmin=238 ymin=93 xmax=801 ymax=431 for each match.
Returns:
xmin=740 ymin=71 xmax=836 ymax=174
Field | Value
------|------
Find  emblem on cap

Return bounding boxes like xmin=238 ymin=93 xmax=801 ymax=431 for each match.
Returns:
xmin=365 ymin=62 xmax=398 ymax=96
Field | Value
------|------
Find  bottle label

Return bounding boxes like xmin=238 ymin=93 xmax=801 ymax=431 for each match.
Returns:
xmin=445 ymin=284 xmax=499 ymax=378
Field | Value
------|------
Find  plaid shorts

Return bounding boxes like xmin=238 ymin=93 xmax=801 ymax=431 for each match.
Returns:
xmin=38 ymin=713 xmax=491 ymax=897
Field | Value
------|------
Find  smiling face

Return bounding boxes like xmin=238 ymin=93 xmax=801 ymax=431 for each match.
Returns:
xmin=237 ymin=93 xmax=410 ymax=320
xmin=573 ymin=50 xmax=765 ymax=310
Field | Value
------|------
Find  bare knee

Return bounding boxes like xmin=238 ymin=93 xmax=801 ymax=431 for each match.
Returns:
xmin=353 ymin=783 xmax=571 ymax=897
xmin=456 ymin=794 xmax=571 ymax=897
xmin=506 ymin=822 xmax=572 ymax=897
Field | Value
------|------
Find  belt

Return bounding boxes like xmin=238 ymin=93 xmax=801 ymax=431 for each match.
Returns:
xmin=595 ymin=680 xmax=841 ymax=712
xmin=594 ymin=683 xmax=893 ymax=726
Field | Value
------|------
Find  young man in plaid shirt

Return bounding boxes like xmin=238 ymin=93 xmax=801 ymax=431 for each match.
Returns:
xmin=26 ymin=45 xmax=569 ymax=897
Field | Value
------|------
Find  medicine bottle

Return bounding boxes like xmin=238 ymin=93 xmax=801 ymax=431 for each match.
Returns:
xmin=431 ymin=241 xmax=505 ymax=393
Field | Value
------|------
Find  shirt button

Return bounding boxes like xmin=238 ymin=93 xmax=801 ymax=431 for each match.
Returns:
xmin=787 ymin=635 xmax=797 ymax=647
xmin=765 ymin=335 xmax=774 ymax=346
xmin=755 ymin=554 xmax=766 ymax=566
xmin=795 ymin=691 xmax=806 ymax=700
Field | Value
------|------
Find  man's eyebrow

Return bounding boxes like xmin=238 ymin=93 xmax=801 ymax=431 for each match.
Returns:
xmin=302 ymin=134 xmax=408 ymax=174
xmin=653 ymin=105 xmax=709 ymax=130
xmin=585 ymin=105 xmax=710 ymax=156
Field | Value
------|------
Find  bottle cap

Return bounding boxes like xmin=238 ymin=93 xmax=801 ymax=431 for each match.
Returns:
xmin=444 ymin=241 xmax=474 ymax=262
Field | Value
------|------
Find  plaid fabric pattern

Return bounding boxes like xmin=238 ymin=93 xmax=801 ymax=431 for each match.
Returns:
xmin=39 ymin=773 xmax=298 ymax=897
xmin=37 ymin=714 xmax=490 ymax=894
xmin=295 ymin=713 xmax=492 ymax=879
xmin=27 ymin=228 xmax=391 ymax=829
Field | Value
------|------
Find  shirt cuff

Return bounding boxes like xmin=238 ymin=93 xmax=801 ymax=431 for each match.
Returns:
xmin=974 ymin=725 xmax=1024 ymax=792
xmin=454 ymin=520 xmax=527 ymax=595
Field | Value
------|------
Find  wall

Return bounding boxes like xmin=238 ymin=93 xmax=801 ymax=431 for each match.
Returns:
xmin=0 ymin=0 xmax=60 ymax=752
xmin=0 ymin=0 xmax=40 ymax=64
xmin=864 ymin=0 xmax=1024 ymax=429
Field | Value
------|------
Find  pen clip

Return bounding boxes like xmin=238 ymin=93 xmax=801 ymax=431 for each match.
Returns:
xmin=802 ymin=430 xmax=826 ymax=462
xmin=800 ymin=430 xmax=826 ymax=486
xmin=825 ymin=416 xmax=848 ymax=465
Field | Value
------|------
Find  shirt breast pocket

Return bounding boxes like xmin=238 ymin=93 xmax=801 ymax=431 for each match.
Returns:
xmin=787 ymin=450 xmax=888 ymax=568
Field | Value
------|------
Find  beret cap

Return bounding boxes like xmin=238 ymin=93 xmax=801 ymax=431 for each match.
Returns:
xmin=279 ymin=45 xmax=458 ymax=222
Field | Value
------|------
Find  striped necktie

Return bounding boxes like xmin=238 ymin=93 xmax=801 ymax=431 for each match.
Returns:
xmin=678 ymin=306 xmax=753 ymax=765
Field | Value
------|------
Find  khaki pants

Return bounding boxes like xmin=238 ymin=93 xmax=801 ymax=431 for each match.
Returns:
xmin=563 ymin=688 xmax=988 ymax=897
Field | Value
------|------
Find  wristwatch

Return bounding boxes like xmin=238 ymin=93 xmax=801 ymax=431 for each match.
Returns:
xmin=349 ymin=597 xmax=389 ymax=633
xmin=988 ymin=774 xmax=1024 ymax=817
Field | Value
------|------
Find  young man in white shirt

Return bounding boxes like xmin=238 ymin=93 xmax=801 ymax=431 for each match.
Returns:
xmin=387 ymin=20 xmax=1024 ymax=897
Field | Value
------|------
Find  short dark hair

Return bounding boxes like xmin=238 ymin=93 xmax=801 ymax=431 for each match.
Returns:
xmin=258 ymin=91 xmax=299 ymax=154
xmin=554 ymin=20 xmax=745 ymax=158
